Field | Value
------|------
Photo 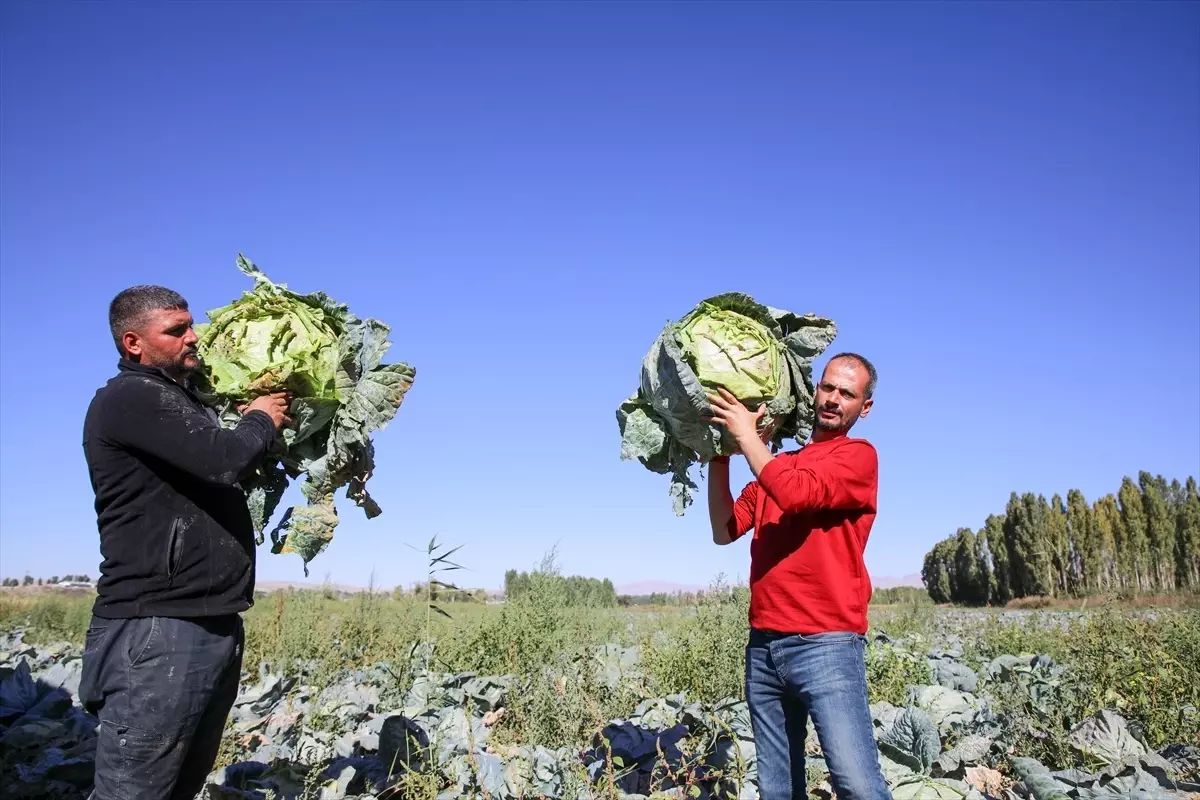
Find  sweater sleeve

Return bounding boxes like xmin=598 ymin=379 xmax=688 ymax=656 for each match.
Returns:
xmin=727 ymin=481 xmax=760 ymax=541
xmin=106 ymin=377 xmax=277 ymax=485
xmin=756 ymin=439 xmax=877 ymax=515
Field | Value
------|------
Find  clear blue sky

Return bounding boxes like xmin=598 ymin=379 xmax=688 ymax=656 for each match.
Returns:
xmin=2 ymin=2 xmax=1197 ymax=592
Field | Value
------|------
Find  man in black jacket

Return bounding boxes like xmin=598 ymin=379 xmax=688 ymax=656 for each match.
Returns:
xmin=80 ymin=285 xmax=289 ymax=800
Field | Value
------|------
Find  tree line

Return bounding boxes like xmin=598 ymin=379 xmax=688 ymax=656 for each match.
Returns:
xmin=1 ymin=574 xmax=93 ymax=587
xmin=399 ymin=582 xmax=488 ymax=603
xmin=871 ymin=586 xmax=933 ymax=606
xmin=921 ymin=472 xmax=1200 ymax=605
xmin=618 ymin=591 xmax=704 ymax=607
xmin=504 ymin=569 xmax=618 ymax=607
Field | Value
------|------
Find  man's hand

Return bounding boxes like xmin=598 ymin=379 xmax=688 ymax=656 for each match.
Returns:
xmin=706 ymin=387 xmax=774 ymax=477
xmin=706 ymin=388 xmax=765 ymax=445
xmin=241 ymin=392 xmax=293 ymax=430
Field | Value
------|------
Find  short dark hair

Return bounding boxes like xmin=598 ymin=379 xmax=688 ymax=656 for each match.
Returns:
xmin=109 ymin=285 xmax=189 ymax=355
xmin=827 ymin=352 xmax=877 ymax=399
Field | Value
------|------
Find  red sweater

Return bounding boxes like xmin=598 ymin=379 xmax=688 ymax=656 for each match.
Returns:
xmin=728 ymin=436 xmax=878 ymax=635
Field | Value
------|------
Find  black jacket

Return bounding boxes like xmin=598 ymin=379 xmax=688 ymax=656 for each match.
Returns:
xmin=82 ymin=360 xmax=277 ymax=618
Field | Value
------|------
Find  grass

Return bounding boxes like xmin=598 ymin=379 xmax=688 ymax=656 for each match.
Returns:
xmin=3 ymin=582 xmax=1199 ymax=794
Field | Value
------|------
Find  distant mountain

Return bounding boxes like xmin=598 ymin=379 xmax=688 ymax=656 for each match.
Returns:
xmin=616 ymin=580 xmax=705 ymax=596
xmin=872 ymin=573 xmax=924 ymax=589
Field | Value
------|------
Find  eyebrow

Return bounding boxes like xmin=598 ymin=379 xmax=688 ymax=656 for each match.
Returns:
xmin=822 ymin=381 xmax=858 ymax=397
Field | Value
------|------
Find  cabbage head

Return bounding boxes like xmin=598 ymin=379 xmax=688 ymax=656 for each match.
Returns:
xmin=198 ymin=288 xmax=341 ymax=405
xmin=616 ymin=293 xmax=836 ymax=514
xmin=194 ymin=255 xmax=415 ymax=571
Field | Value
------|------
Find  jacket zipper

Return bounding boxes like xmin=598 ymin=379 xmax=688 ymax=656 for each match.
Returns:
xmin=166 ymin=518 xmax=184 ymax=585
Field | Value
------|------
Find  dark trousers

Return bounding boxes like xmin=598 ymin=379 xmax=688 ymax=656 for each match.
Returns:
xmin=79 ymin=614 xmax=244 ymax=800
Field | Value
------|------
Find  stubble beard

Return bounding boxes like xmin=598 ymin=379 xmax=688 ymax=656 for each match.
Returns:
xmin=815 ymin=410 xmax=852 ymax=434
xmin=154 ymin=351 xmax=201 ymax=384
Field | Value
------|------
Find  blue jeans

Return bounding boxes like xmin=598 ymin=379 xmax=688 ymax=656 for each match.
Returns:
xmin=79 ymin=614 xmax=244 ymax=800
xmin=745 ymin=629 xmax=891 ymax=800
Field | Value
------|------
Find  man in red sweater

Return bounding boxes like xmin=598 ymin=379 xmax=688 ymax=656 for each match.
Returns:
xmin=707 ymin=352 xmax=890 ymax=800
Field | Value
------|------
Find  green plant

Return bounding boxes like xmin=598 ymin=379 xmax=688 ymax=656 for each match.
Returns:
xmin=194 ymin=254 xmax=416 ymax=569
xmin=406 ymin=535 xmax=467 ymax=645
xmin=865 ymin=641 xmax=933 ymax=706
xmin=641 ymin=576 xmax=749 ymax=702
xmin=617 ymin=293 xmax=837 ymax=513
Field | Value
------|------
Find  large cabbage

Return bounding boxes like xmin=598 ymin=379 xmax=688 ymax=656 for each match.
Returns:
xmin=616 ymin=293 xmax=836 ymax=513
xmin=194 ymin=255 xmax=415 ymax=570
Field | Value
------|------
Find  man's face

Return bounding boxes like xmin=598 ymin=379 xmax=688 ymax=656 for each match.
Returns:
xmin=813 ymin=357 xmax=873 ymax=435
xmin=121 ymin=308 xmax=200 ymax=378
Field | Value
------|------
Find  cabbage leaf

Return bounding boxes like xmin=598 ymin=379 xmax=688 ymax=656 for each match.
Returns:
xmin=194 ymin=255 xmax=415 ymax=570
xmin=617 ymin=292 xmax=836 ymax=513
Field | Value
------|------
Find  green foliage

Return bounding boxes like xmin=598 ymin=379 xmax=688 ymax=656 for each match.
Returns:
xmin=0 ymin=593 xmax=93 ymax=643
xmin=403 ymin=534 xmax=469 ymax=651
xmin=640 ymin=577 xmax=750 ymax=702
xmin=951 ymin=528 xmax=987 ymax=605
xmin=1057 ymin=608 xmax=1200 ymax=750
xmin=504 ymin=566 xmax=617 ymax=607
xmin=3 ymin=589 xmax=1199 ymax=797
xmin=922 ymin=540 xmax=953 ymax=604
xmin=921 ymin=471 xmax=1200 ymax=605
xmin=194 ymin=255 xmax=416 ymax=570
xmin=618 ymin=591 xmax=702 ymax=607
xmin=1178 ymin=478 xmax=1200 ymax=589
xmin=964 ymin=609 xmax=1200 ymax=769
xmin=1046 ymin=494 xmax=1071 ymax=596
xmin=985 ymin=513 xmax=1012 ymax=604
xmin=871 ymin=587 xmax=933 ymax=606
xmin=1066 ymin=489 xmax=1094 ymax=594
xmin=617 ymin=293 xmax=837 ymax=513
xmin=865 ymin=641 xmax=932 ymax=706
xmin=1139 ymin=473 xmax=1176 ymax=592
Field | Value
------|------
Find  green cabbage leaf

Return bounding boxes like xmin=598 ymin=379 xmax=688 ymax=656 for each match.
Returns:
xmin=616 ymin=292 xmax=836 ymax=513
xmin=194 ymin=255 xmax=415 ymax=571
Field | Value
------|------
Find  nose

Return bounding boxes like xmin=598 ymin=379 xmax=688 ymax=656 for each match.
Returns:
xmin=183 ymin=327 xmax=199 ymax=346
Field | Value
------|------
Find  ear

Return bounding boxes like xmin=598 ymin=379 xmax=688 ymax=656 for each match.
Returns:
xmin=121 ymin=330 xmax=143 ymax=359
xmin=858 ymin=397 xmax=874 ymax=419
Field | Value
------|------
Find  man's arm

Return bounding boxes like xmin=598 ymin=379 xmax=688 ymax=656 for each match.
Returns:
xmin=106 ymin=379 xmax=283 ymax=485
xmin=708 ymin=456 xmax=736 ymax=544
xmin=708 ymin=456 xmax=759 ymax=545
xmin=706 ymin=387 xmax=876 ymax=515
xmin=755 ymin=440 xmax=877 ymax=515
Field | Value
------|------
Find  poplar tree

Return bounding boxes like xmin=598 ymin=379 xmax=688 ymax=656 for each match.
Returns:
xmin=951 ymin=528 xmax=985 ymax=604
xmin=1118 ymin=477 xmax=1150 ymax=593
xmin=1177 ymin=477 xmax=1200 ymax=590
xmin=922 ymin=540 xmax=953 ymax=603
xmin=986 ymin=513 xmax=1012 ymax=603
xmin=1140 ymin=472 xmax=1176 ymax=591
xmin=1002 ymin=493 xmax=1027 ymax=597
xmin=1047 ymin=494 xmax=1071 ymax=596
xmin=974 ymin=525 xmax=997 ymax=605
xmin=1022 ymin=493 xmax=1054 ymax=597
xmin=1066 ymin=489 xmax=1094 ymax=593
xmin=1094 ymin=494 xmax=1123 ymax=591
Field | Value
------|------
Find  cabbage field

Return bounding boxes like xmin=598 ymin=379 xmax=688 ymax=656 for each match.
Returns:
xmin=1 ymin=582 xmax=1198 ymax=800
